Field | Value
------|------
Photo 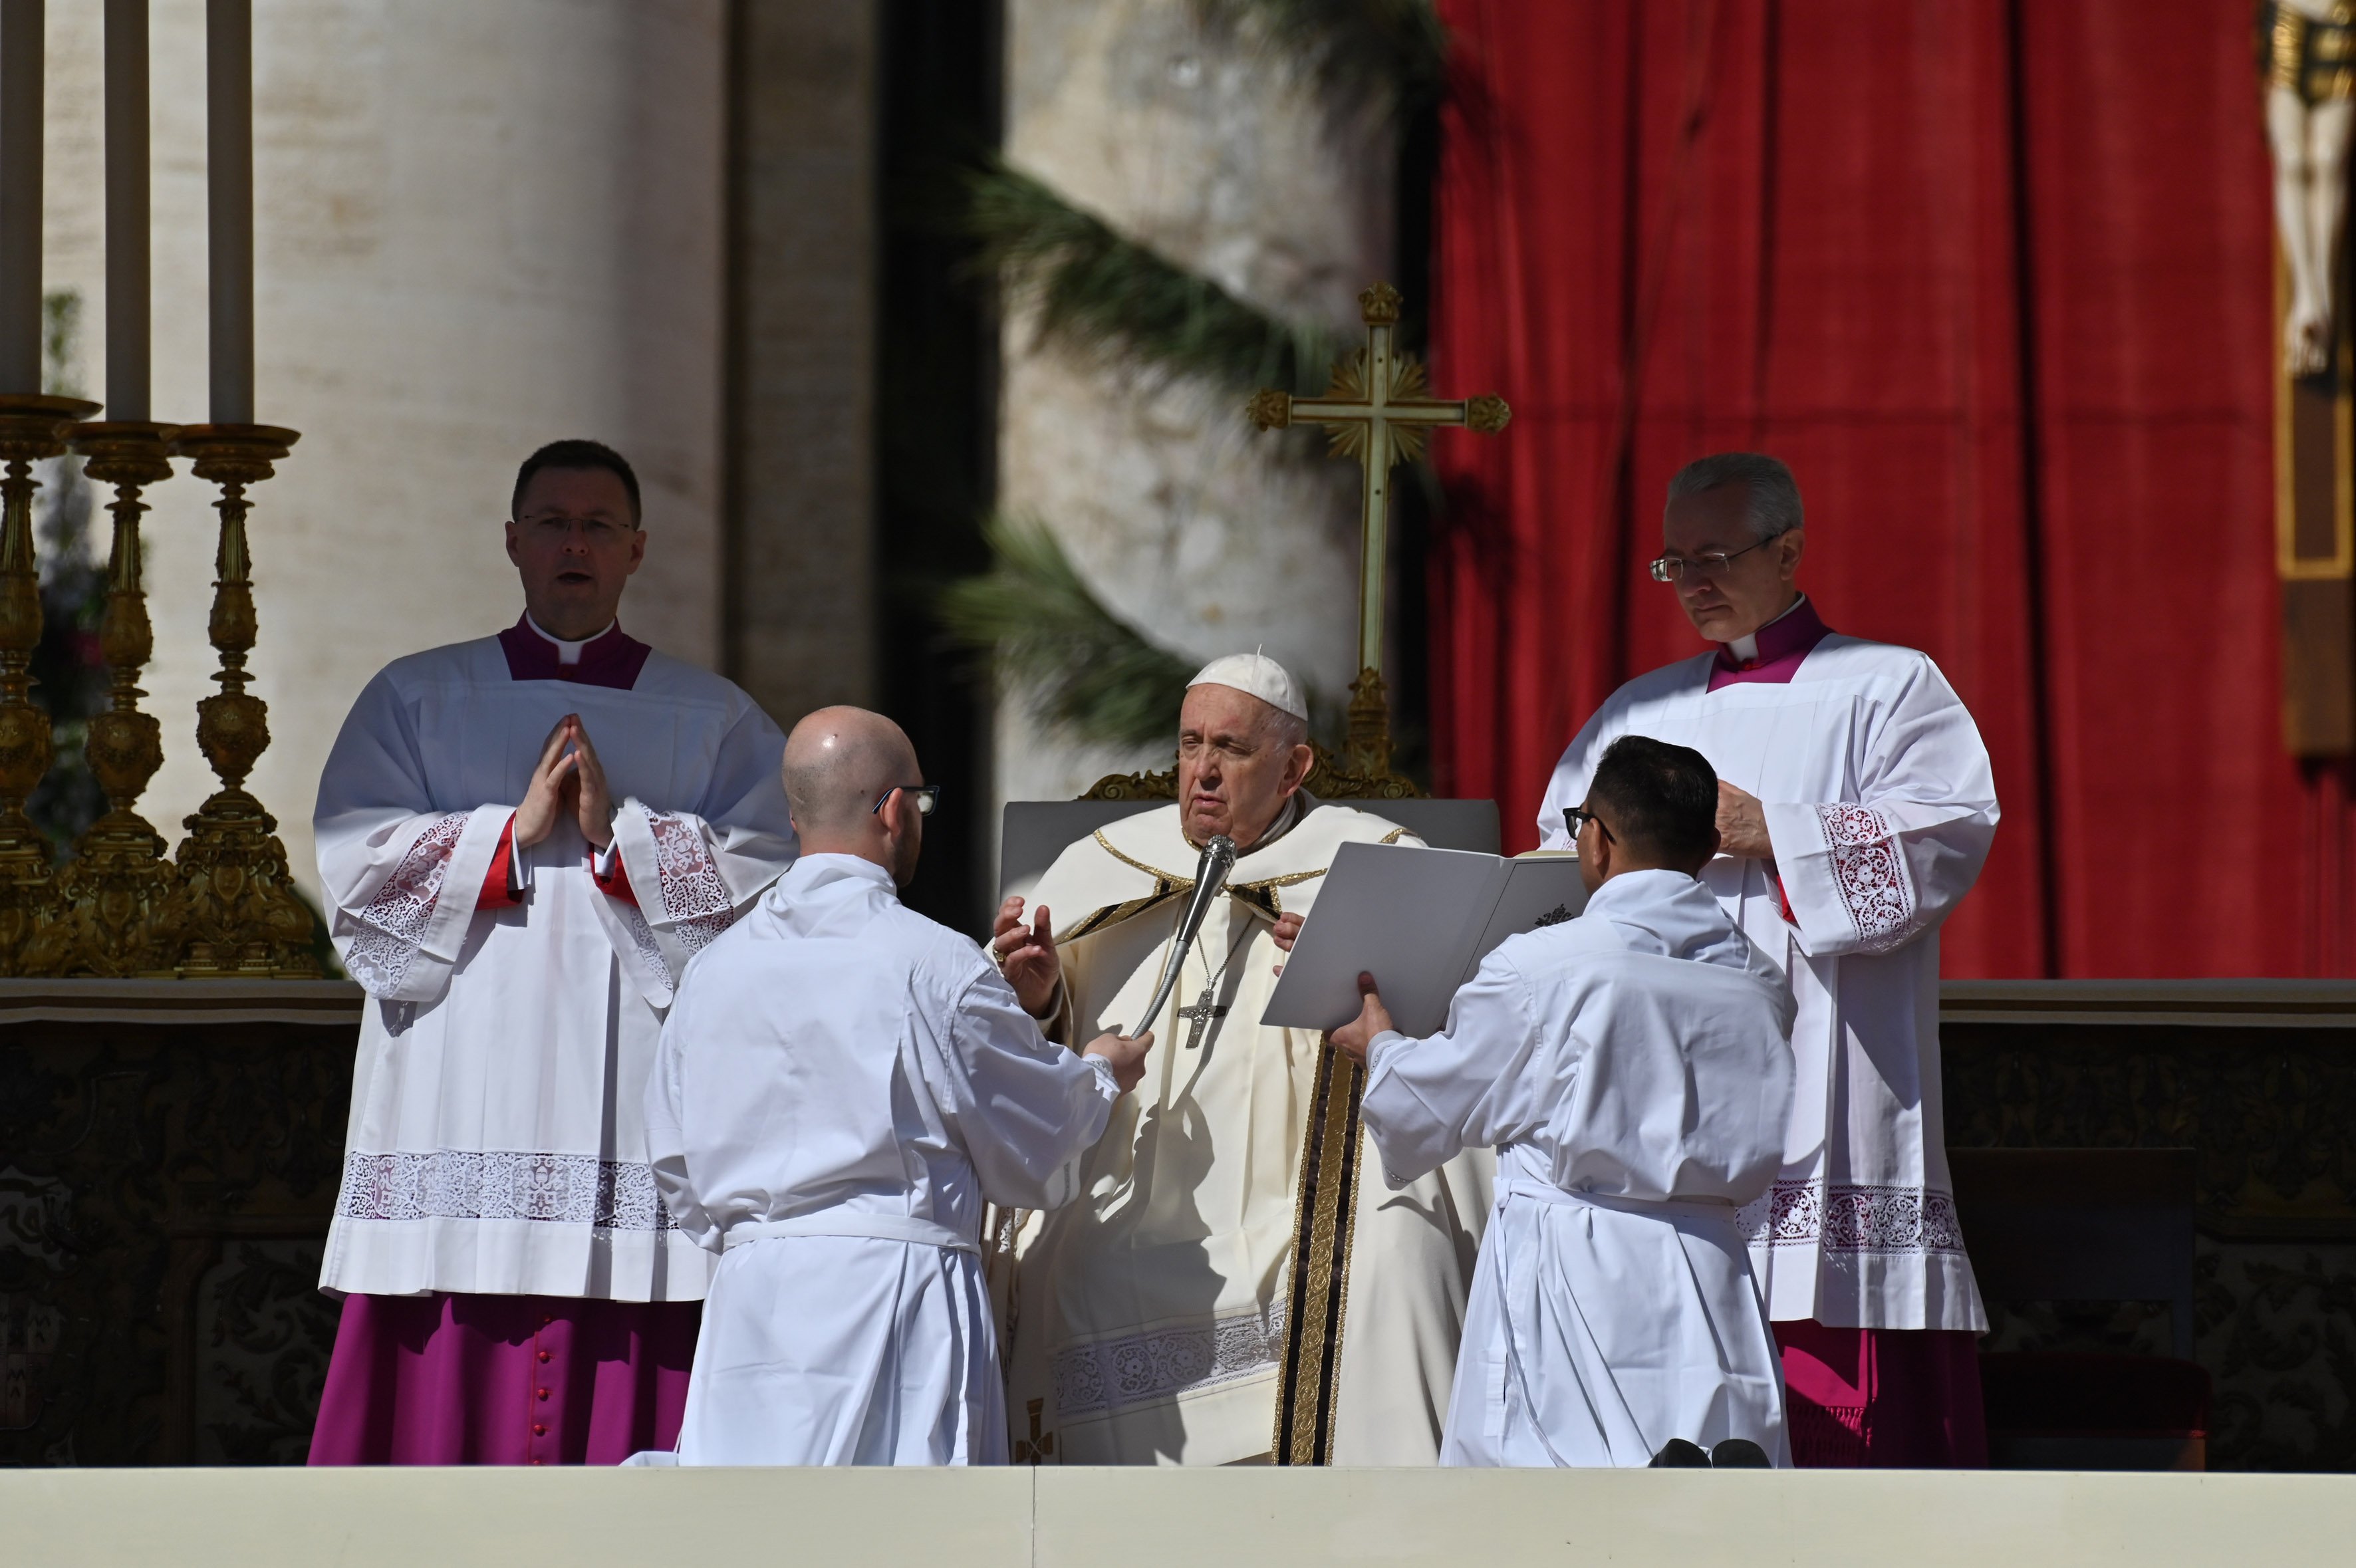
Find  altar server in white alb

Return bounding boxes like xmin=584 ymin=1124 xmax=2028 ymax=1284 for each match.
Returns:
xmin=309 ymin=440 xmax=797 ymax=1466
xmin=648 ymin=708 xmax=1152 ymax=1465
xmin=1537 ymin=452 xmax=1999 ymax=1467
xmin=1335 ymin=735 xmax=1795 ymax=1467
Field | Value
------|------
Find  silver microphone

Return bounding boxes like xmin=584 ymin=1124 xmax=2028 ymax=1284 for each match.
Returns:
xmin=1126 ymin=835 xmax=1238 ymax=1039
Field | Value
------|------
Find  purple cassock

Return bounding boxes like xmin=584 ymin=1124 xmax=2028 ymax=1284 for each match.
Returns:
xmin=307 ymin=615 xmax=797 ymax=1465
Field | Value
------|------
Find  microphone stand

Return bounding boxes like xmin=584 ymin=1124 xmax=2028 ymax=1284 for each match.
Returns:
xmin=1125 ymin=835 xmax=1238 ymax=1038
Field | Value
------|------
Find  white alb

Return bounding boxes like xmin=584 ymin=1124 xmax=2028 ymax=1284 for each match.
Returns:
xmin=647 ymin=854 xmax=1118 ymax=1465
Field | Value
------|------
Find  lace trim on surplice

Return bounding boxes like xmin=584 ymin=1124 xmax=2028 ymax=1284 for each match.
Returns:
xmin=1739 ymin=1180 xmax=1966 ymax=1255
xmin=1049 ymin=1299 xmax=1288 ymax=1420
xmin=1814 ymin=803 xmax=1915 ymax=954
xmin=342 ymin=813 xmax=471 ymax=994
xmin=646 ymin=809 xmax=735 ymax=958
xmin=334 ymin=1150 xmax=679 ymax=1232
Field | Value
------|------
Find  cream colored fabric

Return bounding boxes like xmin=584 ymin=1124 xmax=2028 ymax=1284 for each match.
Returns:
xmin=996 ymin=801 xmax=1491 ymax=1466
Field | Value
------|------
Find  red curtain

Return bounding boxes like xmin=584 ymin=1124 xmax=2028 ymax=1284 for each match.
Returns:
xmin=1426 ymin=0 xmax=2328 ymax=978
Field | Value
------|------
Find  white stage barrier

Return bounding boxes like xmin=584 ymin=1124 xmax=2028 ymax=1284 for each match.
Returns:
xmin=6 ymin=1465 xmax=2350 ymax=1567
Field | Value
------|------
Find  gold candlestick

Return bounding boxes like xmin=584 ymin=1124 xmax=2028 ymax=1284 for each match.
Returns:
xmin=0 ymin=393 xmax=102 ymax=974
xmin=24 ymin=421 xmax=181 ymax=974
xmin=162 ymin=422 xmax=317 ymax=976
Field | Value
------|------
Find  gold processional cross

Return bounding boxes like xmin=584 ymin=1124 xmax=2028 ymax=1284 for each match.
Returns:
xmin=1248 ymin=282 xmax=1509 ymax=791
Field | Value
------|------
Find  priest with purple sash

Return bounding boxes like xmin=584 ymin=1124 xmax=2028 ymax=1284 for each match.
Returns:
xmin=307 ymin=440 xmax=797 ymax=1465
xmin=1536 ymin=453 xmax=1999 ymax=1468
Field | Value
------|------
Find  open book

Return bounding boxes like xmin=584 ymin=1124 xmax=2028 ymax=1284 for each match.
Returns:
xmin=1259 ymin=841 xmax=1590 ymax=1038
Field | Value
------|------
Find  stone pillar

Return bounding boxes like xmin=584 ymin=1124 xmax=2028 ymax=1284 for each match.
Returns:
xmin=725 ymin=0 xmax=880 ymax=725
xmin=997 ymin=0 xmax=1392 ymax=805
xmin=35 ymin=1 xmax=731 ymax=904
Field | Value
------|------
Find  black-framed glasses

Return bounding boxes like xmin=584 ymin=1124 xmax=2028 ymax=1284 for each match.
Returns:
xmin=872 ymin=784 xmax=943 ymax=817
xmin=1648 ymin=536 xmax=1775 ymax=583
xmin=1562 ymin=804 xmax=1615 ymax=844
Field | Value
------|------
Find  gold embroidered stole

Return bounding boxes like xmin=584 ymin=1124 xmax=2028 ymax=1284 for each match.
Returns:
xmin=1271 ymin=1040 xmax=1364 ymax=1464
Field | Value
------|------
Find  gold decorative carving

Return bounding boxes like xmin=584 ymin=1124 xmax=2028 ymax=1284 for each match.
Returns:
xmin=23 ymin=422 xmax=183 ymax=976
xmin=1246 ymin=283 xmax=1507 ymax=793
xmin=160 ymin=424 xmax=318 ymax=977
xmin=0 ymin=394 xmax=102 ymax=974
xmin=1078 ymin=764 xmax=1178 ymax=801
xmin=1078 ymin=679 xmax=1425 ymax=805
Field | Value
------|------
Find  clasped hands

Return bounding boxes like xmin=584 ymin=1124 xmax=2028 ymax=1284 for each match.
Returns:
xmin=992 ymin=896 xmax=1154 ymax=1093
xmin=514 ymin=714 xmax=618 ymax=852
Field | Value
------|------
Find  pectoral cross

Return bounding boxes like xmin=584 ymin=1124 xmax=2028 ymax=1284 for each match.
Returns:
xmin=1249 ymin=283 xmax=1509 ymax=779
xmin=1176 ymin=984 xmax=1229 ymax=1051
xmin=1014 ymin=1398 xmax=1055 ymax=1464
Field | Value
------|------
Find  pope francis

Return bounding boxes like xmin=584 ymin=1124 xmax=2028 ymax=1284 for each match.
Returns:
xmin=989 ymin=654 xmax=1490 ymax=1466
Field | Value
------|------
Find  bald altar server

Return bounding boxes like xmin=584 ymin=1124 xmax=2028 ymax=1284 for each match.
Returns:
xmin=991 ymin=654 xmax=1489 ymax=1466
xmin=1537 ymin=452 xmax=1998 ymax=1467
xmin=1335 ymin=736 xmax=1794 ymax=1468
xmin=648 ymin=709 xmax=1150 ymax=1465
xmin=309 ymin=440 xmax=797 ymax=1466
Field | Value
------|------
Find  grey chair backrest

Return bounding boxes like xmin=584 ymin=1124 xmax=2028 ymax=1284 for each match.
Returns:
xmin=1946 ymin=1147 xmax=2198 ymax=1359
xmin=997 ymin=798 xmax=1502 ymax=902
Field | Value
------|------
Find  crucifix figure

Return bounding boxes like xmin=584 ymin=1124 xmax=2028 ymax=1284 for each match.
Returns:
xmin=1248 ymin=282 xmax=1509 ymax=783
xmin=1176 ymin=983 xmax=1230 ymax=1051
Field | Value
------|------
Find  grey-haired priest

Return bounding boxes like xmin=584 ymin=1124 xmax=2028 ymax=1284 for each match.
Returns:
xmin=988 ymin=654 xmax=1490 ymax=1464
xmin=1537 ymin=452 xmax=2000 ymax=1467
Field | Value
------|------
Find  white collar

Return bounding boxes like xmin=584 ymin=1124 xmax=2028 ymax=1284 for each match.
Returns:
xmin=525 ymin=613 xmax=616 ymax=667
xmin=1725 ymin=594 xmax=1805 ymax=664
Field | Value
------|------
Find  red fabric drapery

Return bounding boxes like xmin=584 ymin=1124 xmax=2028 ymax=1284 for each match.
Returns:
xmin=1427 ymin=0 xmax=2331 ymax=978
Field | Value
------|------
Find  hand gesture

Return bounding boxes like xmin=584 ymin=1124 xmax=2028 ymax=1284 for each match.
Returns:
xmin=514 ymin=717 xmax=579 ymax=849
xmin=1715 ymin=780 xmax=1773 ymax=860
xmin=1269 ymin=911 xmax=1305 ymax=975
xmin=1327 ymin=972 xmax=1394 ymax=1064
xmin=569 ymin=716 xmax=616 ymax=849
xmin=1082 ymin=1029 xmax=1154 ymax=1095
xmin=991 ymin=896 xmax=1062 ymax=1017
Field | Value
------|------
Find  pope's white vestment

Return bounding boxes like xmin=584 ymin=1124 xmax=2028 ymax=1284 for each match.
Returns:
xmin=1361 ymin=868 xmax=1796 ymax=1467
xmin=1537 ymin=618 xmax=1998 ymax=1332
xmin=999 ymin=799 xmax=1492 ymax=1466
xmin=313 ymin=625 xmax=795 ymax=1302
xmin=646 ymin=854 xmax=1120 ymax=1465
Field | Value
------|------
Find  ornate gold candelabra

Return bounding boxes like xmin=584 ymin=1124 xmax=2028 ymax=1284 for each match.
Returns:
xmin=0 ymin=394 xmax=104 ymax=972
xmin=161 ymin=423 xmax=318 ymax=976
xmin=22 ymin=422 xmax=182 ymax=974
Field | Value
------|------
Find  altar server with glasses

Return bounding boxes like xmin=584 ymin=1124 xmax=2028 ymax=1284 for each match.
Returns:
xmin=1333 ymin=735 xmax=1795 ymax=1467
xmin=647 ymin=708 xmax=1154 ymax=1465
xmin=309 ymin=440 xmax=797 ymax=1466
xmin=1536 ymin=452 xmax=2000 ymax=1467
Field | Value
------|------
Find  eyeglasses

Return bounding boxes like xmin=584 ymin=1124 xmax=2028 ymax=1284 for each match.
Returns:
xmin=871 ymin=785 xmax=942 ymax=817
xmin=517 ymin=513 xmax=636 ymax=545
xmin=1561 ymin=805 xmax=1615 ymax=844
xmin=1648 ymin=536 xmax=1775 ymax=583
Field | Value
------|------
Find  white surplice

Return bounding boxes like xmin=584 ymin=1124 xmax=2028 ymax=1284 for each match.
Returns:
xmin=998 ymin=799 xmax=1492 ymax=1466
xmin=1536 ymin=634 xmax=1998 ymax=1331
xmin=313 ymin=632 xmax=796 ymax=1302
xmin=646 ymin=855 xmax=1119 ymax=1466
xmin=1361 ymin=868 xmax=1796 ymax=1467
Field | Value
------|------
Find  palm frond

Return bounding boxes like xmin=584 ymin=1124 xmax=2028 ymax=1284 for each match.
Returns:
xmin=966 ymin=162 xmax=1335 ymax=393
xmin=938 ymin=515 xmax=1198 ymax=749
xmin=1192 ymin=0 xmax=1449 ymax=110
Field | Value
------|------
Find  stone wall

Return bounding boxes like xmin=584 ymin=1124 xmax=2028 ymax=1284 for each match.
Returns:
xmin=996 ymin=0 xmax=1392 ymax=803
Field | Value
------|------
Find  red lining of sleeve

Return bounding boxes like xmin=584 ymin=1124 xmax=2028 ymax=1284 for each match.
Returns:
xmin=594 ymin=844 xmax=637 ymax=907
xmin=479 ymin=818 xmax=519 ymax=910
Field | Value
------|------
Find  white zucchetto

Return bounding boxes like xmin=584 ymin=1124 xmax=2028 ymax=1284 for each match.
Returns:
xmin=1188 ymin=652 xmax=1309 ymax=721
